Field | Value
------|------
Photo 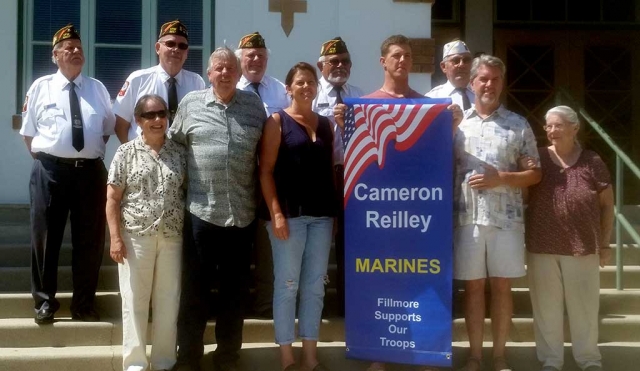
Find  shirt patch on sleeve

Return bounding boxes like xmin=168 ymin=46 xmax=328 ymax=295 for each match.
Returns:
xmin=22 ymin=95 xmax=28 ymax=112
xmin=118 ymin=81 xmax=130 ymax=97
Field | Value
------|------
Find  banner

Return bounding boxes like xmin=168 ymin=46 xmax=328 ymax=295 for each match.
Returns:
xmin=343 ymin=98 xmax=453 ymax=367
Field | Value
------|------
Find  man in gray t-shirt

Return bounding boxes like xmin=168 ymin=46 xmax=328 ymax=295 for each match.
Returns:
xmin=169 ymin=46 xmax=267 ymax=371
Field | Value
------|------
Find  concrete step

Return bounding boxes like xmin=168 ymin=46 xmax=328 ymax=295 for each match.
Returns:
xmin=0 ymin=290 xmax=341 ymax=320
xmin=511 ymin=266 xmax=640 ymax=289
xmin=2 ymin=265 xmax=639 ymax=294
xmin=1 ymin=342 xmax=639 ymax=371
xmin=0 ymin=264 xmax=341 ymax=292
xmin=2 ymin=316 xmax=639 ymax=348
xmin=2 ymin=288 xmax=639 ymax=320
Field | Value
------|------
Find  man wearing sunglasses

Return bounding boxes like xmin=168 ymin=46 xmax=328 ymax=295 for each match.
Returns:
xmin=426 ymin=40 xmax=475 ymax=111
xmin=312 ymin=36 xmax=363 ymax=318
xmin=113 ymin=19 xmax=205 ymax=143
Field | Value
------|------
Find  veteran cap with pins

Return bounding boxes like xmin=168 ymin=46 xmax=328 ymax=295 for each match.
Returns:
xmin=52 ymin=24 xmax=81 ymax=46
xmin=320 ymin=36 xmax=349 ymax=56
xmin=442 ymin=40 xmax=470 ymax=60
xmin=159 ymin=20 xmax=189 ymax=40
xmin=238 ymin=32 xmax=266 ymax=49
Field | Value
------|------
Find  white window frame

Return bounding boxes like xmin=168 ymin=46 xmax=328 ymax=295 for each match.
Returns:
xmin=22 ymin=0 xmax=212 ymax=98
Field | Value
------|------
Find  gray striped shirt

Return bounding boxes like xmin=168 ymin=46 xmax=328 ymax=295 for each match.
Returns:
xmin=169 ymin=88 xmax=267 ymax=227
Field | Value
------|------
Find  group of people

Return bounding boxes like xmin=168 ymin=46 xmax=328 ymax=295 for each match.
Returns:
xmin=19 ymin=18 xmax=613 ymax=371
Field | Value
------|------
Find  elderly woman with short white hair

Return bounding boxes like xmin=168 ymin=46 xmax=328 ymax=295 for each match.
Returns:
xmin=106 ymin=94 xmax=186 ymax=371
xmin=525 ymin=105 xmax=614 ymax=371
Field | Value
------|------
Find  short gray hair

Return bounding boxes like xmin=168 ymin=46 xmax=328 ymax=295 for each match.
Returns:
xmin=208 ymin=47 xmax=241 ymax=72
xmin=134 ymin=94 xmax=168 ymax=119
xmin=234 ymin=48 xmax=270 ymax=60
xmin=51 ymin=43 xmax=62 ymax=65
xmin=470 ymin=54 xmax=506 ymax=80
xmin=545 ymin=105 xmax=580 ymax=129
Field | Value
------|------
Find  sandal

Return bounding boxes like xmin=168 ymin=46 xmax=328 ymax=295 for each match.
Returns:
xmin=493 ymin=357 xmax=512 ymax=371
xmin=457 ymin=357 xmax=483 ymax=371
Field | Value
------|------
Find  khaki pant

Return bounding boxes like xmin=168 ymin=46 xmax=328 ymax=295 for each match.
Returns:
xmin=527 ymin=252 xmax=602 ymax=370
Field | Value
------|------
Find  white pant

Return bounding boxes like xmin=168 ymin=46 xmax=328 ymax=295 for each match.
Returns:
xmin=119 ymin=232 xmax=182 ymax=371
xmin=527 ymin=252 xmax=602 ymax=370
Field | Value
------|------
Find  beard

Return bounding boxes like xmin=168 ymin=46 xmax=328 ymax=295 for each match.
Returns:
xmin=327 ymin=70 xmax=349 ymax=85
xmin=479 ymin=92 xmax=498 ymax=106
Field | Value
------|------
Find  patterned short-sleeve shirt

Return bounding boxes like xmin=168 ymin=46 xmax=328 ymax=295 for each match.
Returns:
xmin=107 ymin=136 xmax=187 ymax=237
xmin=454 ymin=105 xmax=540 ymax=230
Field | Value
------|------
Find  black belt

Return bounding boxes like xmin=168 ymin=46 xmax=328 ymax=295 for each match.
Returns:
xmin=36 ymin=153 xmax=100 ymax=168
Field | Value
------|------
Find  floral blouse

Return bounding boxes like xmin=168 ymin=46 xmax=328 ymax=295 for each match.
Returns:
xmin=108 ymin=136 xmax=187 ymax=237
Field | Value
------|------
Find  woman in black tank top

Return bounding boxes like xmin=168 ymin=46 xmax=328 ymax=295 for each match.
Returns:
xmin=259 ymin=62 xmax=337 ymax=371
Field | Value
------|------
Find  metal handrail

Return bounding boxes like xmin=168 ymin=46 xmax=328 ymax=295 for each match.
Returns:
xmin=556 ymin=88 xmax=640 ymax=290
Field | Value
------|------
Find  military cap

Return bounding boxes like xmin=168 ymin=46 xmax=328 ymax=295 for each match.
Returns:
xmin=320 ymin=37 xmax=349 ymax=56
xmin=238 ymin=32 xmax=266 ymax=49
xmin=52 ymin=24 xmax=80 ymax=46
xmin=442 ymin=40 xmax=470 ymax=60
xmin=159 ymin=20 xmax=189 ymax=41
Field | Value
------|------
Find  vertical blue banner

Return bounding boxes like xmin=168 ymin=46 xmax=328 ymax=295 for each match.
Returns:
xmin=343 ymin=98 xmax=453 ymax=367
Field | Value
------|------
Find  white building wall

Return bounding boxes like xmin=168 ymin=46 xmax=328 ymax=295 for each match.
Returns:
xmin=0 ymin=1 xmax=28 ymax=204
xmin=215 ymin=0 xmax=433 ymax=96
xmin=1 ymin=0 xmax=433 ymax=204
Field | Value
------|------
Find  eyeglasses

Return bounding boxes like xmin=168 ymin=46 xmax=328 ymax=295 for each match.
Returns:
xmin=544 ymin=123 xmax=567 ymax=131
xmin=447 ymin=56 xmax=473 ymax=65
xmin=324 ymin=57 xmax=351 ymax=67
xmin=160 ymin=40 xmax=189 ymax=50
xmin=140 ymin=110 xmax=168 ymax=120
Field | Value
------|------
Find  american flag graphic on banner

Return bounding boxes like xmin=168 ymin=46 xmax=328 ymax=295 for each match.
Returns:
xmin=343 ymin=103 xmax=447 ymax=204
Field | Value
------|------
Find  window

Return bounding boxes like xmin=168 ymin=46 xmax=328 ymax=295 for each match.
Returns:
xmin=22 ymin=0 xmax=212 ymax=99
xmin=495 ymin=0 xmax=638 ymax=24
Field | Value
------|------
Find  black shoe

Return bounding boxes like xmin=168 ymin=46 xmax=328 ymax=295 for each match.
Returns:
xmin=71 ymin=308 xmax=100 ymax=322
xmin=215 ymin=361 xmax=239 ymax=371
xmin=171 ymin=363 xmax=201 ymax=371
xmin=35 ymin=307 xmax=55 ymax=325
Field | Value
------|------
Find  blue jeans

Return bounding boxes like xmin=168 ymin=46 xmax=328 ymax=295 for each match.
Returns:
xmin=266 ymin=216 xmax=333 ymax=345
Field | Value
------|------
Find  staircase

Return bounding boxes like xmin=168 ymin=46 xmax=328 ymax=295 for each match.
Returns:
xmin=0 ymin=204 xmax=639 ymax=371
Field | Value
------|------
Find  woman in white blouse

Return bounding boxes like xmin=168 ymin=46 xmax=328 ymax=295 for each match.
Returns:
xmin=106 ymin=94 xmax=186 ymax=371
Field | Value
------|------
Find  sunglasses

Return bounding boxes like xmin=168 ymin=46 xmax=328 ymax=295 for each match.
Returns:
xmin=140 ymin=110 xmax=168 ymax=120
xmin=325 ymin=57 xmax=351 ymax=67
xmin=160 ymin=40 xmax=189 ymax=50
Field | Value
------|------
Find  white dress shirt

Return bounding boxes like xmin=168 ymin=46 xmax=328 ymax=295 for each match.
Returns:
xmin=237 ymin=74 xmax=289 ymax=116
xmin=312 ymin=76 xmax=364 ymax=165
xmin=113 ymin=64 xmax=206 ymax=140
xmin=20 ymin=70 xmax=116 ymax=159
xmin=426 ymin=80 xmax=475 ymax=110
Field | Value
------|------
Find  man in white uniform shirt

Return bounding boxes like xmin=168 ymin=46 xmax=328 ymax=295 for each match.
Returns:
xmin=426 ymin=40 xmax=474 ymax=111
xmin=20 ymin=24 xmax=116 ymax=324
xmin=113 ymin=20 xmax=206 ymax=143
xmin=313 ymin=36 xmax=363 ymax=317
xmin=235 ymin=32 xmax=289 ymax=116
xmin=235 ymin=32 xmax=288 ymax=318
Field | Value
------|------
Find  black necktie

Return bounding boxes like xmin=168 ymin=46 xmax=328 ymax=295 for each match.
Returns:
xmin=335 ymin=86 xmax=343 ymax=105
xmin=167 ymin=77 xmax=178 ymax=126
xmin=69 ymin=82 xmax=84 ymax=152
xmin=455 ymin=87 xmax=471 ymax=110
xmin=250 ymin=82 xmax=261 ymax=99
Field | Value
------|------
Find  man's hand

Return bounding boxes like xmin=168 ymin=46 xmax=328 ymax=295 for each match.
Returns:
xmin=469 ymin=164 xmax=503 ymax=190
xmin=334 ymin=103 xmax=347 ymax=129
xmin=110 ymin=238 xmax=127 ymax=264
xmin=448 ymin=104 xmax=463 ymax=133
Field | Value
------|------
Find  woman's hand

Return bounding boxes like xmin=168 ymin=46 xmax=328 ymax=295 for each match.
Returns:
xmin=599 ymin=248 xmax=612 ymax=268
xmin=272 ymin=213 xmax=289 ymax=240
xmin=110 ymin=238 xmax=127 ymax=264
xmin=518 ymin=155 xmax=537 ymax=170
